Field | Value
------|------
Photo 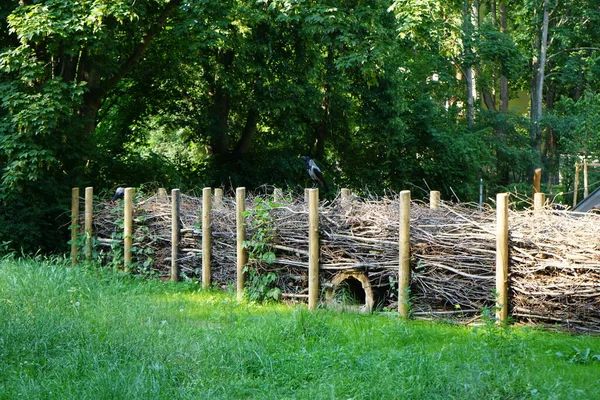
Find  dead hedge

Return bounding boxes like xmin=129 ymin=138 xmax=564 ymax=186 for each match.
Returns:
xmin=86 ymin=190 xmax=600 ymax=333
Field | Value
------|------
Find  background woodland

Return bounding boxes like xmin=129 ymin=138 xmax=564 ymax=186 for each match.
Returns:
xmin=2 ymin=0 xmax=600 ymax=252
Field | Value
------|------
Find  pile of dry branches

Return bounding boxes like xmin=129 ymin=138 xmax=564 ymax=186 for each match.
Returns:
xmin=88 ymin=190 xmax=600 ymax=332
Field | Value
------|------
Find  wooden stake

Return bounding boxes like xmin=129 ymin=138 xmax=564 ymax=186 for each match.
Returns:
xmin=533 ymin=192 xmax=545 ymax=211
xmin=171 ymin=189 xmax=181 ymax=282
xmin=70 ymin=188 xmax=79 ymax=266
xmin=273 ymin=188 xmax=283 ymax=203
xmin=495 ymin=193 xmax=509 ymax=323
xmin=573 ymin=162 xmax=580 ymax=208
xmin=158 ymin=188 xmax=168 ymax=202
xmin=123 ymin=188 xmax=133 ymax=272
xmin=398 ymin=190 xmax=411 ymax=317
xmin=236 ymin=187 xmax=247 ymax=299
xmin=584 ymin=159 xmax=589 ymax=198
xmin=533 ymin=168 xmax=542 ymax=194
xmin=340 ymin=188 xmax=351 ymax=208
xmin=202 ymin=187 xmax=212 ymax=289
xmin=84 ymin=187 xmax=93 ymax=261
xmin=430 ymin=190 xmax=440 ymax=210
xmin=308 ymin=188 xmax=319 ymax=311
xmin=214 ymin=188 xmax=223 ymax=208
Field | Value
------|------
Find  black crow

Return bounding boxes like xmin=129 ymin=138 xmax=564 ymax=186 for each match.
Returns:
xmin=301 ymin=156 xmax=328 ymax=191
xmin=112 ymin=187 xmax=125 ymax=201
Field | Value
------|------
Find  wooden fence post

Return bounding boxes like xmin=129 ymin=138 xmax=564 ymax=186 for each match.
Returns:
xmin=273 ymin=188 xmax=283 ymax=203
xmin=202 ymin=187 xmax=212 ymax=289
xmin=340 ymin=188 xmax=350 ymax=200
xmin=583 ymin=159 xmax=589 ymax=199
xmin=533 ymin=168 xmax=542 ymax=194
xmin=573 ymin=162 xmax=580 ymax=208
xmin=236 ymin=187 xmax=247 ymax=299
xmin=533 ymin=192 xmax=545 ymax=211
xmin=171 ymin=189 xmax=181 ymax=282
xmin=214 ymin=188 xmax=223 ymax=208
xmin=158 ymin=188 xmax=168 ymax=202
xmin=398 ymin=190 xmax=411 ymax=317
xmin=84 ymin=187 xmax=93 ymax=261
xmin=308 ymin=188 xmax=319 ymax=311
xmin=123 ymin=188 xmax=133 ymax=272
xmin=496 ymin=193 xmax=509 ymax=323
xmin=430 ymin=190 xmax=440 ymax=210
xmin=70 ymin=188 xmax=79 ymax=266
xmin=340 ymin=188 xmax=352 ymax=213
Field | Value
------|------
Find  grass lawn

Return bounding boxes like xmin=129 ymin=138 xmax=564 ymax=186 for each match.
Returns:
xmin=0 ymin=257 xmax=599 ymax=399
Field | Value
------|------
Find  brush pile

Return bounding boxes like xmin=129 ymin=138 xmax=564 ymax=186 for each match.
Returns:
xmin=88 ymin=189 xmax=600 ymax=333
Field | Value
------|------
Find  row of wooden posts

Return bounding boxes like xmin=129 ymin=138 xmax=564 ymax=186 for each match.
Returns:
xmin=70 ymin=186 xmax=549 ymax=323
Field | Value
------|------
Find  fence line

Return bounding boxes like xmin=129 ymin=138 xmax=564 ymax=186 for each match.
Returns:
xmin=70 ymin=186 xmax=597 ymax=329
xmin=69 ymin=186 xmax=507 ymax=316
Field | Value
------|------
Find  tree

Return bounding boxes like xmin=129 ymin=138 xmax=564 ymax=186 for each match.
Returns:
xmin=0 ymin=0 xmax=182 ymax=251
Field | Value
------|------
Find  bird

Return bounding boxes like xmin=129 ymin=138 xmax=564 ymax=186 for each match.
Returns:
xmin=301 ymin=156 xmax=328 ymax=192
xmin=112 ymin=187 xmax=125 ymax=201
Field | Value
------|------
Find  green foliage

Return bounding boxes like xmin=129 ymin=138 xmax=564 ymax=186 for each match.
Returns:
xmin=552 ymin=91 xmax=600 ymax=156
xmin=556 ymin=346 xmax=600 ymax=364
xmin=3 ymin=0 xmax=600 ymax=253
xmin=242 ymin=197 xmax=277 ymax=264
xmin=242 ymin=267 xmax=281 ymax=303
xmin=242 ymin=196 xmax=280 ymax=302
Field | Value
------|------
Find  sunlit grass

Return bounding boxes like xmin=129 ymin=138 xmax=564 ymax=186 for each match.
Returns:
xmin=0 ymin=257 xmax=599 ymax=399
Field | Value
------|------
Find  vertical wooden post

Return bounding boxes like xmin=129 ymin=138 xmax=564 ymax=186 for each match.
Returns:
xmin=533 ymin=168 xmax=542 ymax=194
xmin=308 ymin=188 xmax=319 ymax=311
xmin=70 ymin=188 xmax=79 ymax=266
xmin=398 ymin=190 xmax=411 ymax=317
xmin=430 ymin=190 xmax=440 ymax=210
xmin=123 ymin=188 xmax=133 ymax=272
xmin=202 ymin=187 xmax=212 ymax=289
xmin=573 ymin=162 xmax=580 ymax=208
xmin=214 ymin=188 xmax=223 ymax=208
xmin=236 ymin=187 xmax=247 ymax=300
xmin=583 ymin=159 xmax=589 ymax=198
xmin=340 ymin=188 xmax=350 ymax=200
xmin=171 ymin=189 xmax=181 ymax=282
xmin=495 ymin=193 xmax=509 ymax=323
xmin=84 ymin=187 xmax=93 ymax=261
xmin=158 ymin=188 xmax=168 ymax=202
xmin=340 ymin=188 xmax=351 ymax=211
xmin=273 ymin=188 xmax=283 ymax=203
xmin=304 ymin=188 xmax=310 ymax=204
xmin=533 ymin=192 xmax=545 ymax=211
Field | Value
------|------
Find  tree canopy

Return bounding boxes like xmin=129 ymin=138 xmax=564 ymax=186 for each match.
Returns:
xmin=2 ymin=0 xmax=600 ymax=252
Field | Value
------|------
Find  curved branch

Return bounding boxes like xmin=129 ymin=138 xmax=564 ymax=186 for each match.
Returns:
xmin=102 ymin=0 xmax=182 ymax=94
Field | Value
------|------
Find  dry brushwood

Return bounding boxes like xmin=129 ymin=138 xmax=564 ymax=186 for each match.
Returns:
xmin=82 ymin=190 xmax=600 ymax=333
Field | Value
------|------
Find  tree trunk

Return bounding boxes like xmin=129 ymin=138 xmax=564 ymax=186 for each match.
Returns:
xmin=531 ymin=0 xmax=550 ymax=159
xmin=499 ymin=2 xmax=509 ymax=113
xmin=78 ymin=0 xmax=182 ymax=137
xmin=233 ymin=108 xmax=259 ymax=156
xmin=208 ymin=49 xmax=234 ymax=161
xmin=496 ymin=1 xmax=510 ymax=185
xmin=462 ymin=0 xmax=475 ymax=129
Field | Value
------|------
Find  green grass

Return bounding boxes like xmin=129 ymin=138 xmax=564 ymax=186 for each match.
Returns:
xmin=0 ymin=257 xmax=599 ymax=399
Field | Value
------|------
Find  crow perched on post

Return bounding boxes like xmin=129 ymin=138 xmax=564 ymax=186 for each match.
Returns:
xmin=112 ymin=187 xmax=125 ymax=201
xmin=301 ymin=156 xmax=328 ymax=192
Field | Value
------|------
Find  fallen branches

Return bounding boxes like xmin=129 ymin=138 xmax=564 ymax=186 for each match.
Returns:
xmin=87 ymin=190 xmax=600 ymax=332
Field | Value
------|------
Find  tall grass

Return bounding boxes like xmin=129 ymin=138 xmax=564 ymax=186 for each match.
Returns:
xmin=0 ymin=257 xmax=599 ymax=399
